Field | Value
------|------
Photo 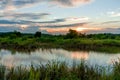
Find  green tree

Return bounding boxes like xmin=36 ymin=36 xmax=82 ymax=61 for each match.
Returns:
xmin=13 ymin=30 xmax=21 ymax=37
xmin=34 ymin=31 xmax=41 ymax=37
xmin=9 ymin=30 xmax=21 ymax=39
xmin=66 ymin=29 xmax=79 ymax=39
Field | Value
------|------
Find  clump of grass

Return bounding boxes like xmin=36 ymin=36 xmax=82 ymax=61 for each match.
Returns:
xmin=0 ymin=65 xmax=5 ymax=80
xmin=111 ymin=58 xmax=120 ymax=80
xmin=0 ymin=61 xmax=118 ymax=80
xmin=1 ymin=59 xmax=120 ymax=80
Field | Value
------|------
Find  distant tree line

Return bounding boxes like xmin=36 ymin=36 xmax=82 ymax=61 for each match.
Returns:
xmin=0 ymin=29 xmax=120 ymax=39
xmin=0 ymin=31 xmax=41 ymax=38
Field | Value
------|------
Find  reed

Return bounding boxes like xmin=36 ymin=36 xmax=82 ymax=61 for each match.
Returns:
xmin=0 ymin=60 xmax=120 ymax=80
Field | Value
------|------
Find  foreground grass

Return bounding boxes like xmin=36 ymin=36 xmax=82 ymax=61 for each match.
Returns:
xmin=0 ymin=61 xmax=120 ymax=80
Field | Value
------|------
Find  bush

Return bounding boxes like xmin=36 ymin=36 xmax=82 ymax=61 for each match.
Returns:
xmin=13 ymin=30 xmax=22 ymax=37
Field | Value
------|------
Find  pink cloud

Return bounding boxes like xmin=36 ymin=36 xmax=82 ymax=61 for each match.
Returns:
xmin=50 ymin=0 xmax=93 ymax=7
xmin=0 ymin=0 xmax=94 ymax=12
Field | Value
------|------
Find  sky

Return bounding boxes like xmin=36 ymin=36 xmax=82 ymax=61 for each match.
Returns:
xmin=0 ymin=0 xmax=120 ymax=34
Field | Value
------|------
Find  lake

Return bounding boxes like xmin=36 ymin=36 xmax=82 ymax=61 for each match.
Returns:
xmin=0 ymin=48 xmax=120 ymax=68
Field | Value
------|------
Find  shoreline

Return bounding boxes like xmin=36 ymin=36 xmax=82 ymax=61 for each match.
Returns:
xmin=0 ymin=41 xmax=120 ymax=53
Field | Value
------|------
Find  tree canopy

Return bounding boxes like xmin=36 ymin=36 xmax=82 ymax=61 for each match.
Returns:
xmin=34 ymin=31 xmax=41 ymax=37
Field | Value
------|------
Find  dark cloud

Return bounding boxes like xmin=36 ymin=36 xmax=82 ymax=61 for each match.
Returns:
xmin=0 ymin=19 xmax=32 ymax=24
xmin=41 ymin=22 xmax=88 ymax=28
xmin=19 ymin=26 xmax=39 ymax=33
xmin=0 ymin=0 xmax=40 ymax=9
xmin=0 ymin=25 xmax=40 ymax=33
xmin=49 ymin=0 xmax=93 ymax=7
xmin=0 ymin=26 xmax=19 ymax=32
xmin=34 ymin=17 xmax=90 ymax=24
xmin=86 ymin=28 xmax=120 ymax=34
xmin=0 ymin=0 xmax=93 ymax=10
xmin=0 ymin=19 xmax=89 ymax=33
xmin=0 ymin=18 xmax=65 ymax=25
xmin=36 ymin=18 xmax=66 ymax=24
xmin=13 ymin=13 xmax=50 ymax=20
xmin=0 ymin=16 xmax=89 ymax=25
xmin=0 ymin=12 xmax=50 ymax=20
xmin=101 ymin=21 xmax=120 ymax=24
xmin=0 ymin=20 xmax=20 ymax=24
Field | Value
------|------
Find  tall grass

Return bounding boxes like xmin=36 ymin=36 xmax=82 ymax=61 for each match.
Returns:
xmin=0 ymin=60 xmax=120 ymax=80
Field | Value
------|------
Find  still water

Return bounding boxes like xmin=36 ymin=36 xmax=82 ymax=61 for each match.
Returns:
xmin=0 ymin=48 xmax=120 ymax=68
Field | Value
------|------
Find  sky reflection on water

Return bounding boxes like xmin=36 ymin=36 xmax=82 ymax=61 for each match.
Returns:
xmin=0 ymin=49 xmax=120 ymax=68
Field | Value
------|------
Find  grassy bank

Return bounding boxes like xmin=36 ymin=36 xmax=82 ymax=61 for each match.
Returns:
xmin=0 ymin=61 xmax=120 ymax=80
xmin=0 ymin=36 xmax=120 ymax=53
xmin=0 ymin=31 xmax=120 ymax=53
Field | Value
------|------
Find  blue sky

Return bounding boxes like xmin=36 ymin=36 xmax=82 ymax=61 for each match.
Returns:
xmin=0 ymin=0 xmax=120 ymax=34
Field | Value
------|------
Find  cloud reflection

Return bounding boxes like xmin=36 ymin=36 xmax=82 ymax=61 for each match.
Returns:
xmin=71 ymin=51 xmax=89 ymax=60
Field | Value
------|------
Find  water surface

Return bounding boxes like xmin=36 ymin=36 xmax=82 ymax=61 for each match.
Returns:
xmin=0 ymin=48 xmax=120 ymax=68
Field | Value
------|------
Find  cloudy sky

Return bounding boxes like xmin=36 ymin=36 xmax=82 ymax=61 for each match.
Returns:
xmin=0 ymin=0 xmax=120 ymax=34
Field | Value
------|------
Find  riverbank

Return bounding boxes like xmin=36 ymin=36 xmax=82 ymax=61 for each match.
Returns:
xmin=0 ymin=31 xmax=120 ymax=53
xmin=0 ymin=60 xmax=120 ymax=80
xmin=0 ymin=36 xmax=120 ymax=53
